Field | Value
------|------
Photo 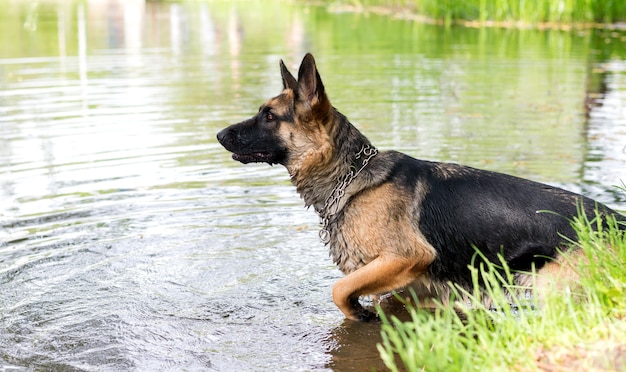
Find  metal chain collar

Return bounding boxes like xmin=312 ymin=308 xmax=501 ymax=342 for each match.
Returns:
xmin=318 ymin=145 xmax=378 ymax=244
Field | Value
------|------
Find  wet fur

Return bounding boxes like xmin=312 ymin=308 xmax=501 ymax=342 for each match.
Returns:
xmin=217 ymin=53 xmax=626 ymax=321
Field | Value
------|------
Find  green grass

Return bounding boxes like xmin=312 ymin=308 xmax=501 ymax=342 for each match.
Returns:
xmin=377 ymin=205 xmax=626 ymax=371
xmin=319 ymin=0 xmax=626 ymax=26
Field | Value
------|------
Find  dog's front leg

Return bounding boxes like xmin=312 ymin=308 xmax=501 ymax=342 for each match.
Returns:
xmin=332 ymin=255 xmax=427 ymax=321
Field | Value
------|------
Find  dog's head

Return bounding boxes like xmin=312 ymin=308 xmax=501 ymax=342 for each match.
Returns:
xmin=217 ymin=53 xmax=335 ymax=175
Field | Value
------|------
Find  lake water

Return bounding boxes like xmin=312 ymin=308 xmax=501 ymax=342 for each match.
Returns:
xmin=1 ymin=1 xmax=625 ymax=370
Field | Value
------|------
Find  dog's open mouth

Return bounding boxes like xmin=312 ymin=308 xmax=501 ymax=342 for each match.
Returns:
xmin=232 ymin=152 xmax=273 ymax=164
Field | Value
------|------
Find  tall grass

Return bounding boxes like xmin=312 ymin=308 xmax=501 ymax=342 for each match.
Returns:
xmin=378 ymin=207 xmax=626 ymax=371
xmin=321 ymin=0 xmax=626 ymax=25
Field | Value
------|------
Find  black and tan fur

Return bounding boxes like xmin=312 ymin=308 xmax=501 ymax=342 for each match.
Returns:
xmin=217 ymin=53 xmax=626 ymax=321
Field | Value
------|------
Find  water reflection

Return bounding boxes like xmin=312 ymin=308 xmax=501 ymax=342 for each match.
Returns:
xmin=0 ymin=1 xmax=625 ymax=370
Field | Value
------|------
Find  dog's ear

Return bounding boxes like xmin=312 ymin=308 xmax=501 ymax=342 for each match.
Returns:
xmin=297 ymin=53 xmax=327 ymax=108
xmin=280 ymin=60 xmax=297 ymax=91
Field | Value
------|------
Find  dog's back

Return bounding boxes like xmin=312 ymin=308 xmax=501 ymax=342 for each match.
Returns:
xmin=389 ymin=152 xmax=624 ymax=287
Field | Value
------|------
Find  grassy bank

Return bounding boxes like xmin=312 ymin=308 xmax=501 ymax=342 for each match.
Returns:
xmin=378 ymin=206 xmax=626 ymax=371
xmin=318 ymin=0 xmax=626 ymax=27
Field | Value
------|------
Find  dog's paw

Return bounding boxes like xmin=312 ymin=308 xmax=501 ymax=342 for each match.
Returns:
xmin=355 ymin=308 xmax=380 ymax=322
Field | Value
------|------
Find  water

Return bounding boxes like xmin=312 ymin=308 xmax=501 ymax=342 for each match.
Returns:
xmin=1 ymin=1 xmax=625 ymax=370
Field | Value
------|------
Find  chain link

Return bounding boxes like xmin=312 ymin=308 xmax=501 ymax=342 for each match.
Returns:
xmin=318 ymin=145 xmax=378 ymax=244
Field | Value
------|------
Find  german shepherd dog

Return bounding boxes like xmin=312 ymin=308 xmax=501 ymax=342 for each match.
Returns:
xmin=217 ymin=53 xmax=625 ymax=321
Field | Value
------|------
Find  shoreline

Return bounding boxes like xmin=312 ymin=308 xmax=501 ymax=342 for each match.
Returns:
xmin=325 ymin=3 xmax=626 ymax=31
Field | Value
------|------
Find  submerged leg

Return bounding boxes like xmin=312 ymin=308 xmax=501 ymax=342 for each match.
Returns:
xmin=332 ymin=255 xmax=429 ymax=321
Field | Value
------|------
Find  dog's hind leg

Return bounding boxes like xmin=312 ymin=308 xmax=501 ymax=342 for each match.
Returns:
xmin=332 ymin=255 xmax=429 ymax=321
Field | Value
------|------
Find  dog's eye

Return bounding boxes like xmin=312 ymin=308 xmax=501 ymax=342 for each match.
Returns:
xmin=266 ymin=112 xmax=275 ymax=121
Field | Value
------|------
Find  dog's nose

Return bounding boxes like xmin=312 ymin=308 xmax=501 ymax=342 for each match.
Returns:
xmin=216 ymin=128 xmax=228 ymax=145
